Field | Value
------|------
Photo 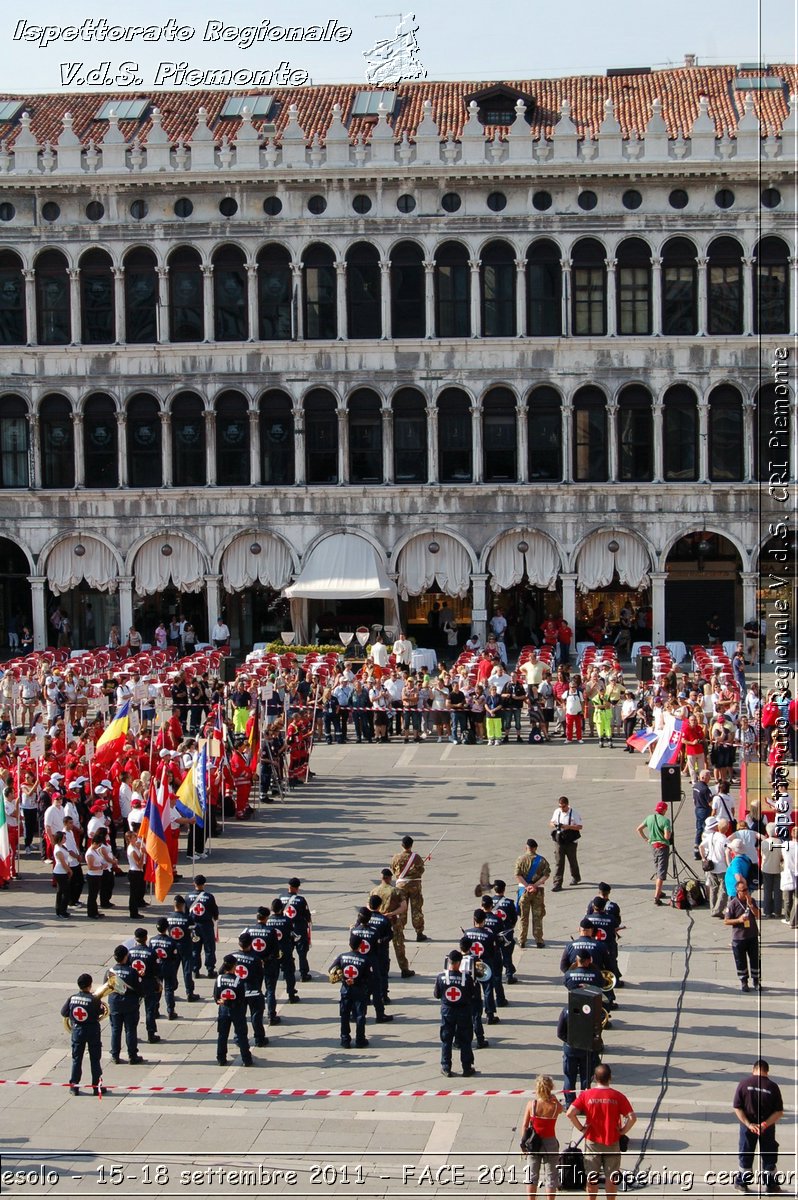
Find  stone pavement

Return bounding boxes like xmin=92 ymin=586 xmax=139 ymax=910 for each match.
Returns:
xmin=0 ymin=735 xmax=795 ymax=1197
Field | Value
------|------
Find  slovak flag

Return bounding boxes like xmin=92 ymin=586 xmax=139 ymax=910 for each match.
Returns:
xmin=649 ymin=716 xmax=684 ymax=770
xmin=626 ymin=729 xmax=658 ymax=754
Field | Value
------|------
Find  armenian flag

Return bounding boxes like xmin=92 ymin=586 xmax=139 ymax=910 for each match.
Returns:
xmin=626 ymin=729 xmax=658 ymax=754
xmin=138 ymin=782 xmax=174 ymax=902
xmin=175 ymin=753 xmax=205 ymax=829
xmin=93 ymin=699 xmax=130 ymax=765
xmin=649 ymin=716 xmax=684 ymax=770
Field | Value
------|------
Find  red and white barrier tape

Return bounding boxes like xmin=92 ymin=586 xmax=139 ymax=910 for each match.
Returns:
xmin=0 ymin=1077 xmax=533 ymax=1100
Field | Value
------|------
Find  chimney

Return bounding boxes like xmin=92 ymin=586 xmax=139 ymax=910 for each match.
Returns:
xmin=684 ymin=53 xmax=696 ymax=68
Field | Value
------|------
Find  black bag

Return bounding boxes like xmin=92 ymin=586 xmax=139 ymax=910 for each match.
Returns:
xmin=521 ymin=1128 xmax=543 ymax=1154
xmin=557 ymin=1142 xmax=586 ymax=1191
xmin=701 ymin=860 xmax=715 ymax=872
xmin=464 ymin=728 xmax=477 ymax=746
xmin=619 ymin=1134 xmax=630 ymax=1153
xmin=529 ymin=728 xmax=544 ymax=744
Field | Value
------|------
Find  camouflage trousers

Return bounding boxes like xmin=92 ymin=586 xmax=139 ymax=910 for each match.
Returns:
xmin=396 ymin=881 xmax=425 ymax=936
xmin=517 ymin=890 xmax=546 ymax=945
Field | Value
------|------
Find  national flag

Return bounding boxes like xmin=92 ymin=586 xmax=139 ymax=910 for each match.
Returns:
xmin=649 ymin=716 xmax=684 ymax=770
xmin=195 ymin=743 xmax=209 ymax=828
xmin=93 ymin=700 xmax=130 ymax=765
xmin=247 ymin=700 xmax=261 ymax=778
xmin=626 ymin=729 xmax=658 ymax=754
xmin=0 ymin=795 xmax=11 ymax=882
xmin=138 ymin=783 xmax=174 ymax=902
xmin=175 ymin=754 xmax=204 ymax=829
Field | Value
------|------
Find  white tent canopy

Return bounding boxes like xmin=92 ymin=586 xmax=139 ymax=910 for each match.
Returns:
xmin=220 ymin=533 xmax=293 ymax=593
xmin=46 ymin=534 xmax=119 ymax=594
xmin=285 ymin=533 xmax=395 ymax=600
xmin=396 ymin=533 xmax=471 ymax=599
xmin=576 ymin=531 xmax=651 ymax=592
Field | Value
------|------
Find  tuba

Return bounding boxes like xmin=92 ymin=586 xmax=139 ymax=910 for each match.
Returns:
xmin=473 ymin=959 xmax=492 ymax=981
xmin=328 ymin=965 xmax=343 ymax=984
xmin=600 ymin=969 xmax=617 ymax=996
xmin=62 ymin=972 xmax=121 ymax=1035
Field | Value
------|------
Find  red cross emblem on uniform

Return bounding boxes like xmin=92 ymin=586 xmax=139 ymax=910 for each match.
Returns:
xmin=444 ymin=986 xmax=462 ymax=1003
xmin=252 ymin=938 xmax=266 ymax=952
xmin=595 ymin=929 xmax=606 ymax=940
xmin=497 ymin=909 xmax=507 ymax=920
xmin=220 ymin=987 xmax=236 ymax=1002
xmin=358 ymin=940 xmax=370 ymax=954
xmin=170 ymin=927 xmax=183 ymax=940
xmin=72 ymin=1005 xmax=88 ymax=1022
xmin=131 ymin=958 xmax=146 ymax=974
xmin=285 ymin=904 xmax=296 ymax=919
xmin=471 ymin=940 xmax=484 ymax=957
xmin=193 ymin=901 xmax=205 ymax=916
xmin=155 ymin=947 xmax=167 ymax=959
xmin=343 ymin=964 xmax=359 ymax=983
xmin=234 ymin=964 xmax=248 ymax=978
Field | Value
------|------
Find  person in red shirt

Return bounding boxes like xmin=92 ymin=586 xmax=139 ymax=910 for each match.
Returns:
xmin=567 ymin=1064 xmax=637 ymax=1198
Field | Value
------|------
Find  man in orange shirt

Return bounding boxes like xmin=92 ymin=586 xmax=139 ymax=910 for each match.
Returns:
xmin=567 ymin=1064 xmax=637 ymax=1198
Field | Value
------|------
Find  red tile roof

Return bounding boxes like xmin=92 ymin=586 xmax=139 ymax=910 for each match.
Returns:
xmin=0 ymin=65 xmax=793 ymax=149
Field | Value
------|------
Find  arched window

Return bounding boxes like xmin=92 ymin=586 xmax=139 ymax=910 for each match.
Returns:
xmin=571 ymin=239 xmax=606 ymax=336
xmin=260 ymin=390 xmax=294 ymax=485
xmin=215 ymin=391 xmax=249 ymax=485
xmin=168 ymin=247 xmax=203 ymax=342
xmin=480 ymin=241 xmax=516 ymax=337
xmin=39 ymin=394 xmax=74 ymax=488
xmin=171 ymin=392 xmax=206 ymax=486
xmin=212 ymin=244 xmax=248 ymax=341
xmin=435 ymin=242 xmax=470 ymax=337
xmin=482 ymin=387 xmax=517 ymax=481
xmin=526 ymin=240 xmax=561 ymax=336
xmin=83 ymin=393 xmax=118 ymax=487
xmin=124 ymin=248 xmax=157 ymax=344
xmin=348 ymin=389 xmax=383 ymax=483
xmin=304 ymin=389 xmax=338 ymax=483
xmin=393 ymin=388 xmax=427 ymax=482
xmin=661 ymin=238 xmax=697 ymax=335
xmin=527 ymin=387 xmax=562 ymax=481
xmin=0 ymin=251 xmax=25 ymax=345
xmin=754 ymin=237 xmax=789 ymax=334
xmin=126 ymin=394 xmax=162 ymax=487
xmin=0 ymin=394 xmax=29 ymax=486
xmin=35 ymin=250 xmax=70 ymax=345
xmin=617 ymin=385 xmax=653 ymax=481
xmin=257 ymin=244 xmax=292 ymax=340
xmin=79 ymin=248 xmax=114 ymax=344
xmin=346 ymin=243 xmax=381 ymax=339
xmin=616 ymin=238 xmax=651 ymax=335
xmin=303 ymin=244 xmax=337 ymax=340
xmin=572 ymin=386 xmax=607 ymax=481
xmin=754 ymin=385 xmax=784 ymax=482
xmin=437 ymin=388 xmax=472 ymax=482
xmin=390 ymin=241 xmax=425 ymax=338
xmin=707 ymin=238 xmax=743 ymax=335
xmin=663 ymin=385 xmax=698 ymax=481
xmin=708 ymin=385 xmax=743 ymax=480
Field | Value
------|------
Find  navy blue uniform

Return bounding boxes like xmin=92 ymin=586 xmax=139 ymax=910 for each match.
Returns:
xmin=166 ymin=911 xmax=197 ymax=998
xmin=213 ymin=971 xmax=252 ymax=1065
xmin=128 ymin=942 xmax=161 ymax=1039
xmin=461 ymin=926 xmax=499 ymax=1019
xmin=279 ymin=892 xmax=312 ymax=980
xmin=232 ymin=949 xmax=267 ymax=1046
xmin=557 ymin=1005 xmax=603 ymax=1105
xmin=150 ymin=933 xmax=180 ymax=1017
xmin=186 ymin=888 xmax=219 ymax=975
xmin=564 ymin=964 xmax=604 ymax=992
xmin=330 ymin=951 xmax=372 ymax=1047
xmin=493 ymin=895 xmax=518 ymax=980
xmin=559 ymin=936 xmax=607 ymax=973
xmin=266 ymin=913 xmax=298 ymax=999
xmin=480 ymin=912 xmax=507 ymax=1005
xmin=350 ymin=925 xmax=388 ymax=1019
xmin=367 ymin=911 xmax=394 ymax=1002
xmin=586 ymin=910 xmax=620 ymax=977
xmin=433 ymin=968 xmax=476 ymax=1074
xmin=107 ymin=963 xmax=142 ymax=1062
xmin=61 ymin=991 xmax=103 ymax=1087
xmin=241 ymin=923 xmax=281 ymax=1021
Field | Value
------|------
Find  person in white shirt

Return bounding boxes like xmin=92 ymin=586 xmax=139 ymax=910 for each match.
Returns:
xmin=43 ymin=794 xmax=65 ymax=858
xmin=84 ymin=832 xmax=106 ymax=919
xmin=62 ymin=815 xmax=84 ymax=907
xmin=700 ymin=817 xmax=732 ymax=916
xmin=128 ymin=798 xmax=145 ymax=833
xmin=549 ymin=797 xmax=583 ymax=890
xmin=392 ymin=632 xmax=413 ymax=668
xmin=759 ymin=823 xmax=784 ymax=919
xmin=211 ymin=618 xmax=230 ymax=648
xmin=490 ymin=609 xmax=507 ymax=641
xmin=489 ymin=666 xmax=511 ymax=693
xmin=727 ymin=823 xmax=759 ymax=863
xmin=87 ymin=797 xmax=110 ymax=841
xmin=519 ymin=653 xmax=544 ymax=688
xmin=371 ymin=636 xmax=390 ymax=672
xmin=118 ymin=773 xmax=134 ymax=821
xmin=779 ymin=827 xmax=798 ymax=927
xmin=52 ymin=831 xmax=73 ymax=918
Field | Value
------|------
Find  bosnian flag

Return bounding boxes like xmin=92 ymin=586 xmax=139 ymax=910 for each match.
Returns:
xmin=626 ymin=729 xmax=658 ymax=754
xmin=649 ymin=716 xmax=684 ymax=770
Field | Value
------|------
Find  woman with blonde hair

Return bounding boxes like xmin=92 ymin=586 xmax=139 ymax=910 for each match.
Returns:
xmin=520 ymin=1074 xmax=563 ymax=1199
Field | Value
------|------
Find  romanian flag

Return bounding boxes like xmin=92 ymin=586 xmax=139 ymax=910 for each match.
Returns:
xmin=93 ymin=700 xmax=131 ymax=765
xmin=138 ymin=781 xmax=174 ymax=902
xmin=626 ymin=729 xmax=658 ymax=754
xmin=649 ymin=716 xmax=684 ymax=770
xmin=175 ymin=753 xmax=204 ymax=830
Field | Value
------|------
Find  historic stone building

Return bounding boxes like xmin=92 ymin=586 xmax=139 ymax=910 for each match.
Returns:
xmin=0 ymin=63 xmax=794 ymax=652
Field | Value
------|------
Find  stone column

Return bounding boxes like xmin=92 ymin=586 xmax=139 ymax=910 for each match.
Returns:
xmin=650 ymin=571 xmax=668 ymax=646
xmin=650 ymin=256 xmax=663 ymax=336
xmin=740 ymin=572 xmax=758 ymax=624
xmin=560 ymin=260 xmax=572 ymax=336
xmin=382 ymin=406 xmax=394 ymax=483
xmin=517 ymin=396 xmax=529 ymax=483
xmin=68 ymin=268 xmax=80 ymax=345
xmin=28 ymin=576 xmax=48 ymax=650
xmin=696 ymin=256 xmax=708 ymax=336
xmin=742 ymin=401 xmax=755 ymax=481
xmin=204 ymin=574 xmax=223 ymax=641
xmin=160 ymin=411 xmax=173 ymax=486
xmin=23 ymin=269 xmax=36 ymax=345
xmin=248 ymin=409 xmax=260 ymax=485
xmin=742 ymin=256 xmax=755 ymax=336
xmin=112 ymin=266 xmax=125 ymax=343
xmin=118 ymin=575 xmax=134 ymax=638
xmin=335 ymin=260 xmax=347 ymax=340
xmin=380 ymin=260 xmax=391 ymax=339
xmin=790 ymin=257 xmax=798 ymax=338
xmin=156 ymin=267 xmax=169 ymax=344
xmin=561 ymin=400 xmax=572 ymax=483
xmin=291 ymin=264 xmax=304 ymax=340
xmin=605 ymin=258 xmax=617 ymax=336
xmin=470 ymin=572 xmax=489 ymax=642
xmin=292 ymin=406 xmax=306 ymax=485
xmin=116 ymin=411 xmax=127 ymax=487
xmin=426 ymin=404 xmax=438 ymax=483
xmin=560 ymin=572 xmax=578 ymax=635
xmin=337 ymin=405 xmax=349 ymax=483
xmin=246 ymin=264 xmax=258 ymax=342
xmin=606 ymin=402 xmax=618 ymax=481
xmin=697 ymin=401 xmax=709 ymax=482
xmin=651 ymin=400 xmax=664 ymax=483
xmin=29 ymin=414 xmax=41 ymax=488
xmin=469 ymin=259 xmax=480 ymax=338
xmin=205 ymin=409 xmax=216 ymax=486
xmin=201 ymin=264 xmax=214 ymax=342
xmin=423 ymin=260 xmax=435 ymax=338
xmin=72 ymin=412 xmax=85 ymax=487
xmin=514 ymin=259 xmax=526 ymax=337
xmin=471 ymin=403 xmax=483 ymax=484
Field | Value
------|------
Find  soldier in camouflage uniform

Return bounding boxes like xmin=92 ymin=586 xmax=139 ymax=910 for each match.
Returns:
xmin=391 ymin=835 xmax=430 ymax=943
xmin=371 ymin=867 xmax=415 ymax=978
xmin=514 ymin=837 xmax=551 ymax=948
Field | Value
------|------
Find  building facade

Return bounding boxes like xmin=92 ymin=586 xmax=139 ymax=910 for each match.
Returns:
xmin=0 ymin=65 xmax=794 ymax=651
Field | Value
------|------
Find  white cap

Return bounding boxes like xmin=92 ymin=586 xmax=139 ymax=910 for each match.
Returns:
xmin=51 ymin=773 xmax=64 ymax=782
xmin=159 ymin=749 xmax=171 ymax=759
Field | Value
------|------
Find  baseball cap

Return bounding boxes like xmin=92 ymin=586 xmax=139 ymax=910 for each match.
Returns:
xmin=655 ymin=801 xmax=669 ymax=815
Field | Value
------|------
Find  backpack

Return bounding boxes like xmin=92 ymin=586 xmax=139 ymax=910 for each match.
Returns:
xmin=671 ymin=884 xmax=689 ymax=909
xmin=528 ymin=727 xmax=544 ymax=744
xmin=557 ymin=1142 xmax=587 ymax=1191
xmin=684 ymin=879 xmax=707 ymax=907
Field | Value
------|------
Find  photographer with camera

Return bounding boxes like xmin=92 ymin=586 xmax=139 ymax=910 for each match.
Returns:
xmin=550 ymin=797 xmax=583 ymax=891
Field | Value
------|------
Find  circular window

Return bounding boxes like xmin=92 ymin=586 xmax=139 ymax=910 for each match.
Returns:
xmin=352 ymin=194 xmax=372 ymax=215
xmin=487 ymin=191 xmax=507 ymax=212
xmin=263 ymin=195 xmax=282 ymax=216
xmin=622 ymin=189 xmax=642 ymax=211
xmin=0 ymin=202 xmax=15 ymax=222
xmin=86 ymin=201 xmax=104 ymax=222
xmin=761 ymin=187 xmax=781 ymax=209
xmin=532 ymin=190 xmax=552 ymax=212
xmin=307 ymin=194 xmax=327 ymax=215
xmin=41 ymin=201 xmax=60 ymax=222
xmin=715 ymin=188 xmax=735 ymax=210
xmin=129 ymin=198 xmax=148 ymax=221
xmin=577 ymin=190 xmax=598 ymax=211
xmin=441 ymin=192 xmax=462 ymax=213
xmin=669 ymin=188 xmax=689 ymax=210
xmin=174 ymin=197 xmax=193 ymax=218
xmin=219 ymin=197 xmax=238 ymax=218
xmin=397 ymin=193 xmax=416 ymax=213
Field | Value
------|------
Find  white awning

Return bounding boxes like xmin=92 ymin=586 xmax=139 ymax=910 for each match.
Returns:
xmin=220 ymin=533 xmax=293 ymax=592
xmin=396 ymin=533 xmax=471 ymax=599
xmin=285 ymin=534 xmax=394 ymax=599
xmin=46 ymin=535 xmax=118 ymax=595
xmin=133 ymin=534 xmax=206 ymax=595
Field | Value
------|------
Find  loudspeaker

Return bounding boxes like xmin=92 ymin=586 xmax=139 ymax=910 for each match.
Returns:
xmin=660 ymin=764 xmax=682 ymax=803
xmin=636 ymin=656 xmax=653 ymax=681
xmin=567 ymin=985 xmax=603 ymax=1051
xmin=218 ymin=655 xmax=241 ymax=683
